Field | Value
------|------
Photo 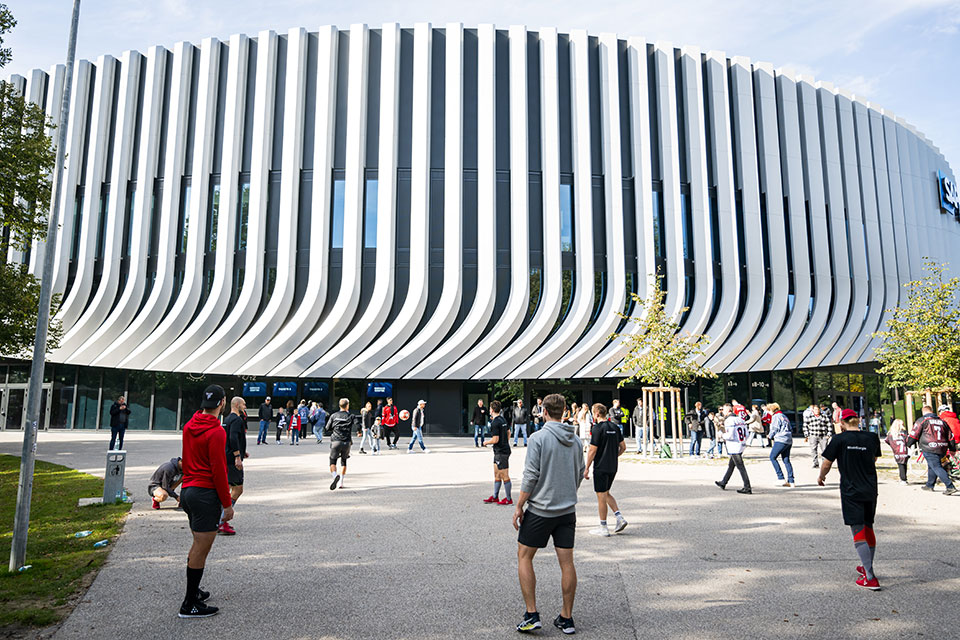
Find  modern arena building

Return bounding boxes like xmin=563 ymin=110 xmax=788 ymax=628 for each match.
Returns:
xmin=4 ymin=23 xmax=959 ymax=434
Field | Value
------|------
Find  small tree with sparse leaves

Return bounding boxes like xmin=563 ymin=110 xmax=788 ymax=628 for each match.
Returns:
xmin=610 ymin=273 xmax=716 ymax=388
xmin=872 ymin=259 xmax=960 ymax=393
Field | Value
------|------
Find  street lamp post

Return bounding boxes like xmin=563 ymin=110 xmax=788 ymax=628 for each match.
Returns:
xmin=9 ymin=0 xmax=82 ymax=572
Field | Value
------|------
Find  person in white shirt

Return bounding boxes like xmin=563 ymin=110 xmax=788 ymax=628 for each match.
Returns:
xmin=714 ymin=403 xmax=752 ymax=494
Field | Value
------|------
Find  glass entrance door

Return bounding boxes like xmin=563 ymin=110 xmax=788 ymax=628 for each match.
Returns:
xmin=2 ymin=385 xmax=51 ymax=430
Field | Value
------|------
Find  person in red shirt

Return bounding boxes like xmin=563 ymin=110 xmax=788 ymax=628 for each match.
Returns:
xmin=938 ymin=404 xmax=960 ymax=446
xmin=178 ymin=384 xmax=233 ymax=619
xmin=382 ymin=397 xmax=400 ymax=450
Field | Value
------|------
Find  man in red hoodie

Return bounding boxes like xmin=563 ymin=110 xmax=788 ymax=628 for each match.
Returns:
xmin=178 ymin=384 xmax=233 ymax=618
xmin=938 ymin=404 xmax=960 ymax=446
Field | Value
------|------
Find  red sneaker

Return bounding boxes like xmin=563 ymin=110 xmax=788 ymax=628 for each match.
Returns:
xmin=856 ymin=565 xmax=865 ymax=577
xmin=483 ymin=496 xmax=499 ymax=504
xmin=218 ymin=522 xmax=236 ymax=536
xmin=856 ymin=575 xmax=880 ymax=590
xmin=152 ymin=499 xmax=160 ymax=510
xmin=499 ymin=498 xmax=514 ymax=505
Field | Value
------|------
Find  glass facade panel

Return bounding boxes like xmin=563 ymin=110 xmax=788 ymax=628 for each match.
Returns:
xmin=364 ymin=179 xmax=378 ymax=249
xmin=772 ymin=371 xmax=794 ymax=413
xmin=331 ymin=179 xmax=346 ymax=249
xmin=236 ymin=182 xmax=250 ymax=250
xmin=795 ymin=370 xmax=813 ymax=411
xmin=559 ymin=184 xmax=574 ymax=252
xmin=813 ymin=371 xmax=831 ymax=403
xmin=50 ymin=365 xmax=76 ymax=429
xmin=9 ymin=365 xmax=29 ymax=383
xmin=749 ymin=371 xmax=773 ymax=405
xmin=179 ymin=184 xmax=192 ymax=254
xmin=75 ymin=369 xmax=100 ymax=429
xmin=153 ymin=372 xmax=180 ymax=430
xmin=127 ymin=371 xmax=153 ymax=429
xmin=849 ymin=373 xmax=864 ymax=394
xmin=725 ymin=373 xmax=748 ymax=405
xmin=701 ymin=376 xmax=724 ymax=411
xmin=207 ymin=183 xmax=221 ymax=252
xmin=832 ymin=373 xmax=849 ymax=392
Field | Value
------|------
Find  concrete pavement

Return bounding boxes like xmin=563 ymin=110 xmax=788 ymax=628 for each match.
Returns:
xmin=2 ymin=428 xmax=958 ymax=639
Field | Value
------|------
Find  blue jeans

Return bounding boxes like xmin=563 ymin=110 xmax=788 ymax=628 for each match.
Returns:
xmin=513 ymin=423 xmax=528 ymax=446
xmin=313 ymin=422 xmax=324 ymax=442
xmin=770 ymin=442 xmax=794 ymax=482
xmin=360 ymin=428 xmax=374 ymax=450
xmin=408 ymin=428 xmax=425 ymax=451
xmin=923 ymin=451 xmax=955 ymax=489
xmin=688 ymin=432 xmax=702 ymax=456
xmin=705 ymin=437 xmax=718 ymax=456
xmin=258 ymin=420 xmax=269 ymax=444
xmin=291 ymin=428 xmax=300 ymax=444
xmin=474 ymin=424 xmax=485 ymax=446
xmin=636 ymin=427 xmax=645 ymax=452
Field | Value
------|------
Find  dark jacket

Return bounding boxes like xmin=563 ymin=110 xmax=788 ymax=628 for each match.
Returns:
xmin=412 ymin=406 xmax=425 ymax=430
xmin=907 ymin=413 xmax=958 ymax=456
xmin=109 ymin=402 xmax=131 ymax=428
xmin=258 ymin=402 xmax=273 ymax=421
xmin=512 ymin=405 xmax=529 ymax=425
xmin=224 ymin=412 xmax=247 ymax=460
xmin=147 ymin=457 xmax=182 ymax=499
xmin=327 ymin=410 xmax=354 ymax=442
xmin=471 ymin=405 xmax=488 ymax=426
xmin=609 ymin=406 xmax=625 ymax=424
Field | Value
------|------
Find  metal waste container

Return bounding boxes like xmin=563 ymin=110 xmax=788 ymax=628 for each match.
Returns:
xmin=103 ymin=450 xmax=127 ymax=503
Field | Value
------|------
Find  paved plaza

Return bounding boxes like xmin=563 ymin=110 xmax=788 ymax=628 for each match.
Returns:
xmin=1 ymin=429 xmax=957 ymax=639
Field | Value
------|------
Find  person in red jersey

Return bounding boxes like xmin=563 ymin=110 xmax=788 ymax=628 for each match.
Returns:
xmin=178 ymin=384 xmax=233 ymax=618
xmin=382 ymin=397 xmax=400 ymax=450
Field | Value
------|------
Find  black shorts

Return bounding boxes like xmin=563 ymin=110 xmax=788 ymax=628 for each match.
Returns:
xmin=593 ymin=471 xmax=616 ymax=493
xmin=180 ymin=486 xmax=222 ymax=533
xmin=518 ymin=511 xmax=576 ymax=549
xmin=840 ymin=496 xmax=877 ymax=526
xmin=330 ymin=440 xmax=351 ymax=466
xmin=227 ymin=465 xmax=244 ymax=487
xmin=494 ymin=453 xmax=510 ymax=470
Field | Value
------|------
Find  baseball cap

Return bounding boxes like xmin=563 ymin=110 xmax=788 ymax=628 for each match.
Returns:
xmin=200 ymin=384 xmax=225 ymax=409
xmin=839 ymin=408 xmax=858 ymax=421
xmin=418 ymin=399 xmax=426 ymax=405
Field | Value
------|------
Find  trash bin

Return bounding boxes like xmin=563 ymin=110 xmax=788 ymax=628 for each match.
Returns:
xmin=103 ymin=450 xmax=127 ymax=504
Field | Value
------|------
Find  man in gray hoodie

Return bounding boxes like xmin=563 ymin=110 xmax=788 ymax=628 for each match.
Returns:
xmin=512 ymin=393 xmax=584 ymax=635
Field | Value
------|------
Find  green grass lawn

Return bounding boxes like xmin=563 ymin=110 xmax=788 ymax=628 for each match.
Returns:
xmin=0 ymin=454 xmax=131 ymax=630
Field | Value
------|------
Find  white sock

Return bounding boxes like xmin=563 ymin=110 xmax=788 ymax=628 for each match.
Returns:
xmin=331 ymin=471 xmax=338 ymax=478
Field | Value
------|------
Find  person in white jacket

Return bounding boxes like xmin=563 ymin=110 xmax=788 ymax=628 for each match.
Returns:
xmin=714 ymin=404 xmax=752 ymax=494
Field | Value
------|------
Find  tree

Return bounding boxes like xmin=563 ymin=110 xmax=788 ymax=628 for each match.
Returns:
xmin=872 ymin=259 xmax=960 ymax=392
xmin=610 ymin=273 xmax=716 ymax=388
xmin=0 ymin=3 xmax=61 ymax=355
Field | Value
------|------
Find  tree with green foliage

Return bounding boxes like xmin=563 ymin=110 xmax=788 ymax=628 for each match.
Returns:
xmin=610 ymin=273 xmax=716 ymax=388
xmin=0 ymin=3 xmax=61 ymax=355
xmin=872 ymin=259 xmax=960 ymax=392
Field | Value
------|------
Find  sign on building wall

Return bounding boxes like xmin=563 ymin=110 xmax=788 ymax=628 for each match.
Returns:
xmin=242 ymin=382 xmax=267 ymax=396
xmin=939 ymin=170 xmax=959 ymax=217
xmin=366 ymin=382 xmax=393 ymax=398
xmin=272 ymin=382 xmax=298 ymax=397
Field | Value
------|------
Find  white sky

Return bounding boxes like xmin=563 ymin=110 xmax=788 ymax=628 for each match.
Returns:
xmin=5 ymin=0 xmax=960 ymax=168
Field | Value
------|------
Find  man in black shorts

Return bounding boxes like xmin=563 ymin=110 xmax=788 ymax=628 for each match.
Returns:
xmin=178 ymin=384 xmax=234 ymax=618
xmin=513 ymin=393 xmax=584 ymax=635
xmin=327 ymin=398 xmax=354 ymax=490
xmin=584 ymin=403 xmax=627 ymax=537
xmin=818 ymin=408 xmax=883 ymax=590
xmin=218 ymin=397 xmax=247 ymax=535
xmin=482 ymin=400 xmax=513 ymax=505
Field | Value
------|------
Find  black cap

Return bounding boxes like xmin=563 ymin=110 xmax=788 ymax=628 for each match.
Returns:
xmin=200 ymin=384 xmax=225 ymax=409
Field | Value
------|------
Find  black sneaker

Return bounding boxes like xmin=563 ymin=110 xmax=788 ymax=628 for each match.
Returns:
xmin=553 ymin=614 xmax=576 ymax=635
xmin=516 ymin=611 xmax=542 ymax=633
xmin=945 ymin=487 xmax=957 ymax=496
xmin=737 ymin=488 xmax=752 ymax=494
xmin=330 ymin=475 xmax=341 ymax=491
xmin=196 ymin=588 xmax=210 ymax=602
xmin=714 ymin=481 xmax=726 ymax=490
xmin=179 ymin=600 xmax=219 ymax=618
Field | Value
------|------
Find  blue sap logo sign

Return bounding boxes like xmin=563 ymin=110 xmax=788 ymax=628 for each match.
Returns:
xmin=939 ymin=171 xmax=959 ymax=217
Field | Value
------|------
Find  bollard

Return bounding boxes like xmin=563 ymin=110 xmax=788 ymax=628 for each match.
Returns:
xmin=103 ymin=450 xmax=127 ymax=504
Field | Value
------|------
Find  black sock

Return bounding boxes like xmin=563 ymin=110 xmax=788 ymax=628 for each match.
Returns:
xmin=185 ymin=566 xmax=204 ymax=604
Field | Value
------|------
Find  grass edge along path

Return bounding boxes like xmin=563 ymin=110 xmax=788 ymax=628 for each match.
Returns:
xmin=0 ymin=453 xmax=131 ymax=631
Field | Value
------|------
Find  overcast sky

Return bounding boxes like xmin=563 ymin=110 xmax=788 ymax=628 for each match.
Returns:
xmin=5 ymin=0 xmax=959 ymax=167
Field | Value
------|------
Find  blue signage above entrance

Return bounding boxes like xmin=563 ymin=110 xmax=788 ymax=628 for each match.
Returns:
xmin=242 ymin=382 xmax=267 ymax=396
xmin=272 ymin=382 xmax=298 ymax=397
xmin=366 ymin=382 xmax=393 ymax=398
xmin=939 ymin=170 xmax=959 ymax=217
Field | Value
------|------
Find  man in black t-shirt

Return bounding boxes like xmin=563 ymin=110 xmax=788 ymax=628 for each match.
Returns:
xmin=219 ymin=397 xmax=248 ymax=536
xmin=584 ymin=403 xmax=627 ymax=537
xmin=482 ymin=400 xmax=513 ymax=505
xmin=819 ymin=408 xmax=883 ymax=591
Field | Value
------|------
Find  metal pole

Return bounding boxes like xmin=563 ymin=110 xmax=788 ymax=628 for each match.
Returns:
xmin=9 ymin=0 xmax=82 ymax=572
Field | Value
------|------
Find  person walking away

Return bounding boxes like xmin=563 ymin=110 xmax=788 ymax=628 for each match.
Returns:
xmin=256 ymin=396 xmax=273 ymax=445
xmin=885 ymin=419 xmax=910 ymax=485
xmin=312 ymin=402 xmax=327 ymax=444
xmin=218 ymin=397 xmax=247 ymax=535
xmin=471 ymin=399 xmax=488 ymax=447
xmin=408 ymin=400 xmax=430 ymax=453
xmin=482 ymin=401 xmax=513 ymax=504
xmin=632 ymin=398 xmax=645 ymax=454
xmin=109 ymin=396 xmax=131 ymax=450
xmin=715 ymin=403 xmax=751 ymax=494
xmin=512 ymin=399 xmax=530 ymax=447
xmin=382 ymin=397 xmax=400 ymax=450
xmin=297 ymin=401 xmax=309 ymax=445
xmin=906 ymin=405 xmax=958 ymax=495
xmin=937 ymin=404 xmax=960 ymax=445
xmin=818 ymin=409 xmax=883 ymax=590
xmin=275 ymin=407 xmax=286 ymax=444
xmin=327 ymin=398 xmax=355 ymax=489
xmin=804 ymin=404 xmax=832 ymax=469
xmin=149 ymin=457 xmax=183 ymax=509
xmin=513 ymin=393 xmax=584 ymax=635
xmin=178 ymin=384 xmax=233 ymax=618
xmin=359 ymin=401 xmax=375 ymax=454
xmin=584 ymin=403 xmax=627 ymax=537
xmin=531 ymin=397 xmax=545 ymax=433
xmin=766 ymin=403 xmax=795 ymax=487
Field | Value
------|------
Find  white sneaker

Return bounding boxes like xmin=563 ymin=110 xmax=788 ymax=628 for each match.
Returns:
xmin=614 ymin=516 xmax=628 ymax=533
xmin=898 ymin=480 xmax=908 ymax=485
xmin=423 ymin=449 xmax=431 ymax=454
xmin=589 ymin=527 xmax=611 ymax=537
xmin=407 ymin=449 xmax=414 ymax=454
